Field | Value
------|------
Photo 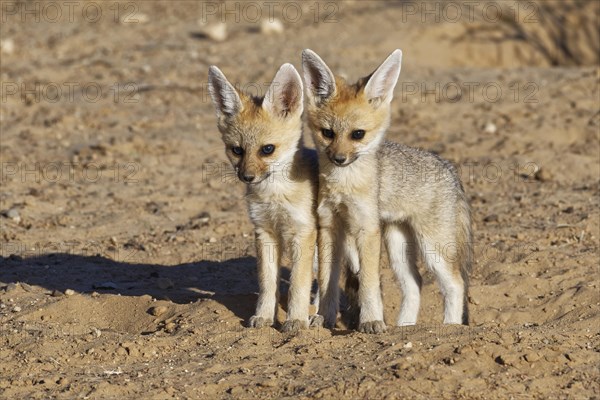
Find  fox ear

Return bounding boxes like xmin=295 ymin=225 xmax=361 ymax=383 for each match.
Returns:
xmin=263 ymin=63 xmax=303 ymax=118
xmin=207 ymin=66 xmax=243 ymax=118
xmin=363 ymin=49 xmax=402 ymax=106
xmin=302 ymin=49 xmax=336 ymax=104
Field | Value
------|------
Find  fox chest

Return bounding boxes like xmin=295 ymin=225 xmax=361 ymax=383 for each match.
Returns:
xmin=318 ymin=178 xmax=378 ymax=226
xmin=247 ymin=191 xmax=314 ymax=236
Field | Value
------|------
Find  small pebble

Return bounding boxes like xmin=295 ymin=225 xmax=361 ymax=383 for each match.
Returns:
xmin=5 ymin=283 xmax=18 ymax=292
xmin=149 ymin=306 xmax=168 ymax=316
xmin=197 ymin=211 xmax=211 ymax=224
xmin=534 ymin=167 xmax=551 ymax=182
xmin=404 ymin=342 xmax=413 ymax=349
xmin=0 ymin=38 xmax=15 ymax=54
xmin=483 ymin=214 xmax=498 ymax=223
xmin=12 ymin=306 xmax=21 ymax=312
xmin=483 ymin=122 xmax=497 ymax=134
xmin=199 ymin=21 xmax=227 ymax=42
xmin=64 ymin=289 xmax=75 ymax=296
xmin=51 ymin=290 xmax=64 ymax=297
xmin=20 ymin=283 xmax=33 ymax=292
xmin=2 ymin=208 xmax=20 ymax=223
xmin=260 ymin=18 xmax=284 ymax=35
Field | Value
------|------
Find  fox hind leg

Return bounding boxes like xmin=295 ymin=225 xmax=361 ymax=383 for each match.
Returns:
xmin=420 ymin=234 xmax=466 ymax=325
xmin=385 ymin=223 xmax=422 ymax=326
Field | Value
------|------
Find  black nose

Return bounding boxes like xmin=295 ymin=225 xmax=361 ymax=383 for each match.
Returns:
xmin=333 ymin=155 xmax=347 ymax=165
xmin=242 ymin=174 xmax=255 ymax=183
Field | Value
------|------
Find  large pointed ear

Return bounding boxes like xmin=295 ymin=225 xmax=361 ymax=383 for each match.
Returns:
xmin=207 ymin=66 xmax=243 ymax=118
xmin=363 ymin=49 xmax=402 ymax=106
xmin=301 ymin=49 xmax=336 ymax=104
xmin=263 ymin=63 xmax=303 ymax=118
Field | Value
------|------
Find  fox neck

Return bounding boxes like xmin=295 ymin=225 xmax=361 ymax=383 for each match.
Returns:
xmin=318 ymin=147 xmax=380 ymax=185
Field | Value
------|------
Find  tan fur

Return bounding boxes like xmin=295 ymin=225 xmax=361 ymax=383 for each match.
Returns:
xmin=208 ymin=64 xmax=319 ymax=332
xmin=303 ymin=50 xmax=472 ymax=330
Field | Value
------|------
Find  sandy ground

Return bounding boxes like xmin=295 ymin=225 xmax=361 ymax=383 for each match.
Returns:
xmin=1 ymin=1 xmax=599 ymax=399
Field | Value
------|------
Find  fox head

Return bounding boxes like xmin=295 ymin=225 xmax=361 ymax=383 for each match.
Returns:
xmin=301 ymin=49 xmax=402 ymax=167
xmin=207 ymin=64 xmax=304 ymax=184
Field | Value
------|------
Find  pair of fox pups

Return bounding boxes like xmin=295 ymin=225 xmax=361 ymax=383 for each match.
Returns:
xmin=208 ymin=50 xmax=472 ymax=334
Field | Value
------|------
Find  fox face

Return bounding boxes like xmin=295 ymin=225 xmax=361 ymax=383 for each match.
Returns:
xmin=302 ymin=49 xmax=402 ymax=167
xmin=208 ymin=64 xmax=304 ymax=184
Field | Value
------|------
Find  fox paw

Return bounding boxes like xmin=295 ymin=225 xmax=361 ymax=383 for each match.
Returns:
xmin=280 ymin=319 xmax=308 ymax=333
xmin=358 ymin=320 xmax=386 ymax=334
xmin=248 ymin=316 xmax=273 ymax=328
xmin=309 ymin=314 xmax=324 ymax=328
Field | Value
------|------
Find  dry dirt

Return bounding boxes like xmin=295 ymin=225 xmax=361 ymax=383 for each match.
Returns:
xmin=1 ymin=1 xmax=599 ymax=399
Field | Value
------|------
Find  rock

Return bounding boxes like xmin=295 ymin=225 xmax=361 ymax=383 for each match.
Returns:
xmin=5 ymin=283 xmax=18 ymax=292
xmin=483 ymin=214 xmax=498 ymax=223
xmin=149 ymin=306 xmax=168 ymax=316
xmin=93 ymin=282 xmax=118 ymax=290
xmin=494 ymin=352 xmax=519 ymax=366
xmin=51 ymin=289 xmax=64 ymax=297
xmin=534 ymin=167 xmax=551 ymax=182
xmin=260 ymin=18 xmax=284 ymax=35
xmin=164 ymin=322 xmax=177 ymax=333
xmin=403 ymin=342 xmax=413 ymax=349
xmin=91 ymin=291 xmax=100 ymax=298
xmin=12 ymin=306 xmax=21 ymax=312
xmin=209 ymin=237 xmax=217 ymax=243
xmin=20 ymin=283 xmax=33 ymax=292
xmin=196 ymin=212 xmax=211 ymax=224
xmin=199 ymin=21 xmax=227 ymax=42
xmin=116 ymin=347 xmax=128 ymax=356
xmin=156 ymin=278 xmax=174 ymax=290
xmin=64 ymin=289 xmax=75 ymax=296
xmin=524 ymin=352 xmax=541 ymax=362
xmin=483 ymin=122 xmax=497 ymax=134
xmin=0 ymin=38 xmax=14 ymax=54
xmin=1 ymin=208 xmax=21 ymax=223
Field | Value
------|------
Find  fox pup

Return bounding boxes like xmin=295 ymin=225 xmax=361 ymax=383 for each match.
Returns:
xmin=302 ymin=49 xmax=472 ymax=333
xmin=207 ymin=63 xmax=318 ymax=332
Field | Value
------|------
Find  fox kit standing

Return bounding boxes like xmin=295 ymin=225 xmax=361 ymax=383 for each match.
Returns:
xmin=207 ymin=64 xmax=318 ymax=332
xmin=302 ymin=49 xmax=472 ymax=333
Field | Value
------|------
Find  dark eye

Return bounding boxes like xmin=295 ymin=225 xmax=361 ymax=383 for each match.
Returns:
xmin=231 ymin=146 xmax=244 ymax=155
xmin=321 ymin=128 xmax=335 ymax=139
xmin=261 ymin=144 xmax=275 ymax=155
xmin=351 ymin=130 xmax=365 ymax=140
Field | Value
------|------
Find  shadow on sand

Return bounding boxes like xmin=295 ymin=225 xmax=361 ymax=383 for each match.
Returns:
xmin=0 ymin=253 xmax=292 ymax=326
